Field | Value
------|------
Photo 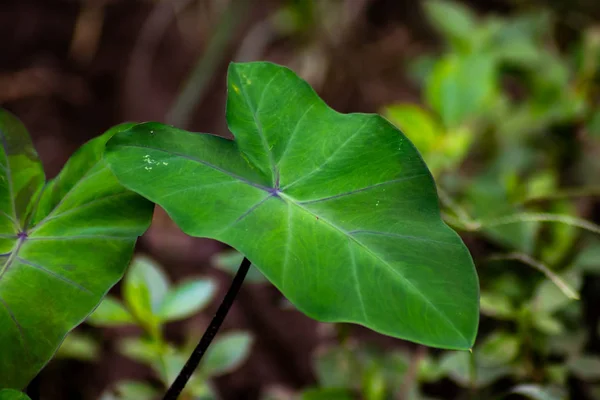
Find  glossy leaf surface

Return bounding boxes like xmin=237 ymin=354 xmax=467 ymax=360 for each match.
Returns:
xmin=0 ymin=110 xmax=153 ymax=389
xmin=105 ymin=61 xmax=479 ymax=349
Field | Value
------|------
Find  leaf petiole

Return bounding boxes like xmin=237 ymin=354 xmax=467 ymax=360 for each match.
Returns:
xmin=163 ymin=256 xmax=251 ymax=400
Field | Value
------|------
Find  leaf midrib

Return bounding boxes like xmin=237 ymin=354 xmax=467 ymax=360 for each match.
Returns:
xmin=233 ymin=67 xmax=280 ymax=186
xmin=0 ymin=234 xmax=26 ymax=280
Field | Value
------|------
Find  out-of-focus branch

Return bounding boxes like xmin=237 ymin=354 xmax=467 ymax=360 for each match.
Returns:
xmin=167 ymin=0 xmax=250 ymax=128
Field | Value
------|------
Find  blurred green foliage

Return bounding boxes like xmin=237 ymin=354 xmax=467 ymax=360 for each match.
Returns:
xmin=59 ymin=255 xmax=253 ymax=400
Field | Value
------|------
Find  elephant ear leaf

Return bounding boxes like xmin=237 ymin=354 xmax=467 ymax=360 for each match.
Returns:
xmin=0 ymin=110 xmax=153 ymax=389
xmin=0 ymin=389 xmax=32 ymax=400
xmin=105 ymin=61 xmax=480 ymax=350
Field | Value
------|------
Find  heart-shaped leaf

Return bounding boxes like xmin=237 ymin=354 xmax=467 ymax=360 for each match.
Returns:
xmin=0 ymin=110 xmax=153 ymax=389
xmin=105 ymin=62 xmax=479 ymax=349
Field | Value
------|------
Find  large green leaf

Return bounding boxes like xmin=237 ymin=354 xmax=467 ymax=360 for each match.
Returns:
xmin=0 ymin=110 xmax=153 ymax=389
xmin=105 ymin=61 xmax=479 ymax=349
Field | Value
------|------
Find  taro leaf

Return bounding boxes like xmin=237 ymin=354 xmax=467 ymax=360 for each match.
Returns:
xmin=105 ymin=61 xmax=479 ymax=349
xmin=0 ymin=390 xmax=31 ymax=400
xmin=0 ymin=110 xmax=153 ymax=389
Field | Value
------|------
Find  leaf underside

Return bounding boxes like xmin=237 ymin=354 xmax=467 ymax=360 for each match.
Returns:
xmin=0 ymin=111 xmax=153 ymax=389
xmin=105 ymin=61 xmax=480 ymax=350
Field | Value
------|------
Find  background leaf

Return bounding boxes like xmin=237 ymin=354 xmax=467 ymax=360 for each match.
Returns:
xmin=123 ymin=255 xmax=169 ymax=329
xmin=105 ymin=61 xmax=479 ymax=350
xmin=0 ymin=112 xmax=153 ymax=389
xmin=423 ymin=0 xmax=476 ymax=50
xmin=426 ymin=53 xmax=496 ymax=129
xmin=158 ymin=279 xmax=216 ymax=322
xmin=87 ymin=296 xmax=136 ymax=327
xmin=200 ymin=331 xmax=253 ymax=377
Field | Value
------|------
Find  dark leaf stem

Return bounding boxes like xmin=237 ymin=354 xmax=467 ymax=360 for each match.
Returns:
xmin=163 ymin=256 xmax=252 ymax=400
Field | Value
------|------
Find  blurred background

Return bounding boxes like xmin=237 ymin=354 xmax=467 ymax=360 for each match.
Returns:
xmin=2 ymin=0 xmax=600 ymax=399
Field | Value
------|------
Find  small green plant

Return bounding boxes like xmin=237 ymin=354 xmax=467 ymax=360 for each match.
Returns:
xmin=86 ymin=255 xmax=253 ymax=400
xmin=0 ymin=60 xmax=480 ymax=397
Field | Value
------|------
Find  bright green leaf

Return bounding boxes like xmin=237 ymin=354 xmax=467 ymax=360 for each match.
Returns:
xmin=123 ymin=255 xmax=169 ymax=328
xmin=105 ymin=61 xmax=480 ymax=349
xmin=200 ymin=331 xmax=253 ymax=377
xmin=478 ymin=331 xmax=519 ymax=367
xmin=0 ymin=110 xmax=153 ymax=389
xmin=426 ymin=53 xmax=496 ymax=129
xmin=0 ymin=390 xmax=31 ymax=400
xmin=423 ymin=0 xmax=477 ymax=49
xmin=158 ymin=279 xmax=216 ymax=322
xmin=382 ymin=104 xmax=441 ymax=154
xmin=87 ymin=296 xmax=136 ymax=327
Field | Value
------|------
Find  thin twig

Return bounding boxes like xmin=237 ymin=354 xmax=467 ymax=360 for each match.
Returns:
xmin=473 ymin=212 xmax=600 ymax=236
xmin=517 ymin=186 xmax=600 ymax=205
xmin=163 ymin=257 xmax=252 ymax=400
xmin=398 ymin=345 xmax=426 ymax=400
xmin=488 ymin=252 xmax=579 ymax=300
xmin=437 ymin=187 xmax=475 ymax=225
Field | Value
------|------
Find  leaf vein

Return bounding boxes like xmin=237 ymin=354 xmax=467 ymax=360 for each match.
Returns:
xmin=299 ymin=174 xmax=428 ymax=204
xmin=234 ymin=67 xmax=280 ymax=185
xmin=281 ymin=117 xmax=372 ymax=191
xmin=348 ymin=240 xmax=369 ymax=323
xmin=349 ymin=230 xmax=459 ymax=246
xmin=29 ymin=163 xmax=105 ymax=233
xmin=112 ymin=144 xmax=272 ymax=192
xmin=276 ymin=103 xmax=316 ymax=167
xmin=0 ymin=294 xmax=28 ymax=358
xmin=17 ymin=257 xmax=92 ymax=294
